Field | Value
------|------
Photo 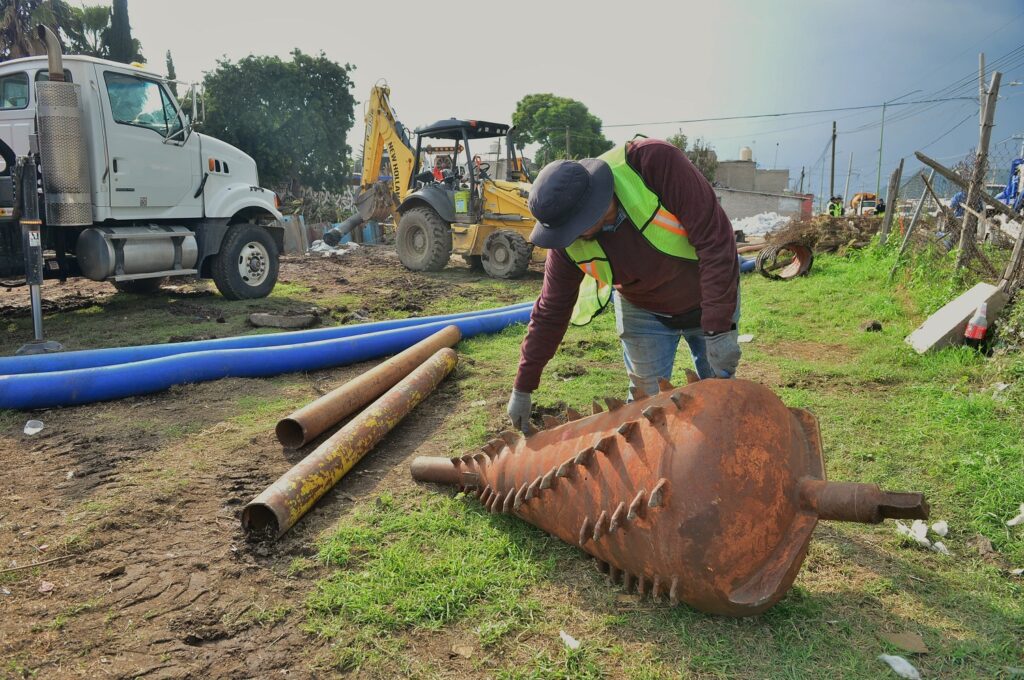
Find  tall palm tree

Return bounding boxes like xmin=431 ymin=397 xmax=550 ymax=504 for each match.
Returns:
xmin=0 ymin=0 xmax=82 ymax=62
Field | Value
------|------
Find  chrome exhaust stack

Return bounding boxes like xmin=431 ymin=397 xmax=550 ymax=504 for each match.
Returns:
xmin=34 ymin=25 xmax=92 ymax=227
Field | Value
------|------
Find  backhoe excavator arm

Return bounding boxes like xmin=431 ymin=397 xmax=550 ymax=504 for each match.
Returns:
xmin=360 ymin=84 xmax=416 ymax=216
xmin=325 ymin=84 xmax=417 ymax=245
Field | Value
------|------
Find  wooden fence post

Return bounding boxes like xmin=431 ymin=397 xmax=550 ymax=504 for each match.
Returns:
xmin=956 ymin=70 xmax=1001 ymax=268
xmin=879 ymin=158 xmax=903 ymax=246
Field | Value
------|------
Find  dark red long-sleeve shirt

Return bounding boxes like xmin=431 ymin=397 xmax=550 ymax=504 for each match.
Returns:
xmin=514 ymin=138 xmax=738 ymax=393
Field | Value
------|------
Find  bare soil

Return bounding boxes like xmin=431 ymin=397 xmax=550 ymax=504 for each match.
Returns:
xmin=0 ymin=247 xmax=531 ymax=679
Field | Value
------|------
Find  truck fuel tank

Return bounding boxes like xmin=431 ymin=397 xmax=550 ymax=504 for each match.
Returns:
xmin=76 ymin=226 xmax=198 ymax=281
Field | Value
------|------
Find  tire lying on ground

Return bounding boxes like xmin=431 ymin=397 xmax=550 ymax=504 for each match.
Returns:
xmin=211 ymin=223 xmax=280 ymax=300
xmin=111 ymin=277 xmax=167 ymax=294
xmin=397 ymin=207 xmax=453 ymax=272
xmin=482 ymin=230 xmax=532 ymax=279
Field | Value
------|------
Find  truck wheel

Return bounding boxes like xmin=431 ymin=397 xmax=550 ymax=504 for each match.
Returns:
xmin=112 ymin=277 xmax=166 ymax=294
xmin=462 ymin=254 xmax=485 ymax=271
xmin=211 ymin=223 xmax=279 ymax=300
xmin=482 ymin=230 xmax=531 ymax=279
xmin=397 ymin=207 xmax=452 ymax=272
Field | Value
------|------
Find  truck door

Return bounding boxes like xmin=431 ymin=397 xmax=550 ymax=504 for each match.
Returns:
xmin=101 ymin=71 xmax=201 ymax=215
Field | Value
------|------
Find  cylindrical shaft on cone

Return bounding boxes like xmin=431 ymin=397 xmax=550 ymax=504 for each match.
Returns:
xmin=276 ymin=325 xmax=461 ymax=448
xmin=243 ymin=348 xmax=458 ymax=537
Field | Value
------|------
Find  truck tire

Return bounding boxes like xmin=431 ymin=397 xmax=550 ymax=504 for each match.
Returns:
xmin=112 ymin=277 xmax=166 ymax=294
xmin=482 ymin=230 xmax=531 ymax=279
xmin=211 ymin=223 xmax=279 ymax=300
xmin=397 ymin=207 xmax=452 ymax=272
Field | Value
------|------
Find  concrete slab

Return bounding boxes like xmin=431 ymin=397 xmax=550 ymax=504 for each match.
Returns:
xmin=905 ymin=282 xmax=1009 ymax=354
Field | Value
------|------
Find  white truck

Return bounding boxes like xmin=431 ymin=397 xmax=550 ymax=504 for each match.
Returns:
xmin=0 ymin=27 xmax=283 ymax=313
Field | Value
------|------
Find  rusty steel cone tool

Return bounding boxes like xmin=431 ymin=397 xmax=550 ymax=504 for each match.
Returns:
xmin=245 ymin=347 xmax=458 ymax=537
xmin=411 ymin=378 xmax=928 ymax=616
xmin=276 ymin=325 xmax=461 ymax=448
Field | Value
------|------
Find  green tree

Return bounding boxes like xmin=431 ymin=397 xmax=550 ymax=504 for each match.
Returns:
xmin=67 ymin=4 xmax=109 ymax=57
xmin=103 ymin=0 xmax=141 ymax=63
xmin=511 ymin=93 xmax=613 ymax=164
xmin=165 ymin=49 xmax=177 ymax=97
xmin=666 ymin=131 xmax=718 ymax=183
xmin=1 ymin=0 xmax=79 ymax=61
xmin=202 ymin=50 xmax=356 ymax=192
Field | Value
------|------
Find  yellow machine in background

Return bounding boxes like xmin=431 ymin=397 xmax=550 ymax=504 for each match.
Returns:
xmin=351 ymin=84 xmax=539 ymax=279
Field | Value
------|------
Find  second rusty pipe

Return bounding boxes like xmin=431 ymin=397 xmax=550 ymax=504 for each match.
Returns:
xmin=244 ymin=347 xmax=458 ymax=537
xmin=276 ymin=325 xmax=461 ymax=448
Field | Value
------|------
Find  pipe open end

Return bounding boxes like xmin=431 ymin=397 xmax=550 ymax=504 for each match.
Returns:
xmin=275 ymin=419 xmax=306 ymax=449
xmin=241 ymin=503 xmax=281 ymax=537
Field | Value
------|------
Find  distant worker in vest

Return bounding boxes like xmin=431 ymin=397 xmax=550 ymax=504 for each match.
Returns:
xmin=875 ymin=197 xmax=886 ymax=216
xmin=506 ymin=138 xmax=741 ymax=432
xmin=828 ymin=196 xmax=843 ymax=217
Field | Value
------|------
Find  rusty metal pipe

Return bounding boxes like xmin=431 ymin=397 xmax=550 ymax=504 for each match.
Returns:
xmin=244 ymin=348 xmax=458 ymax=537
xmin=275 ymin=325 xmax=461 ymax=448
xmin=410 ymin=379 xmax=929 ymax=616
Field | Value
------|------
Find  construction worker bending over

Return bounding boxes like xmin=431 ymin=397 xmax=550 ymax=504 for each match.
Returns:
xmin=507 ymin=138 xmax=740 ymax=432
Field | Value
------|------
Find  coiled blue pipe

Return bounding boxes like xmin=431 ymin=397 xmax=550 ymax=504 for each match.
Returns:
xmin=0 ymin=306 xmax=532 ymax=410
xmin=0 ymin=301 xmax=533 ymax=375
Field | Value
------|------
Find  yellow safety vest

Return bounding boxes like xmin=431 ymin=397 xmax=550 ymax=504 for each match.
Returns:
xmin=565 ymin=143 xmax=698 ymax=326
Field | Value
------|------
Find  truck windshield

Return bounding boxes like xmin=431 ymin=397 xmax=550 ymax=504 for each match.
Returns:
xmin=0 ymin=72 xmax=29 ymax=110
xmin=104 ymin=72 xmax=183 ymax=139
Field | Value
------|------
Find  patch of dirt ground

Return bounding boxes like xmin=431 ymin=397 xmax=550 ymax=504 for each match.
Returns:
xmin=0 ymin=247 xmax=536 ymax=679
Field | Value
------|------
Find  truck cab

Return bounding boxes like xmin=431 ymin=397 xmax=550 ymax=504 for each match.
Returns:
xmin=0 ymin=45 xmax=283 ymax=299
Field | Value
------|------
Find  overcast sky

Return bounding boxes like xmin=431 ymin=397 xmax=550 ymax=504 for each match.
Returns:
xmin=104 ymin=0 xmax=1024 ymax=199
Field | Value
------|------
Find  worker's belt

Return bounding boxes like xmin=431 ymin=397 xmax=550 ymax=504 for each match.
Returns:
xmin=653 ymin=307 xmax=702 ymax=330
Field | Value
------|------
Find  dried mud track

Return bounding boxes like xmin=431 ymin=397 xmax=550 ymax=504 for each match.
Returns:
xmin=0 ymin=246 xmax=534 ymax=678
xmin=1 ymin=347 xmax=462 ymax=679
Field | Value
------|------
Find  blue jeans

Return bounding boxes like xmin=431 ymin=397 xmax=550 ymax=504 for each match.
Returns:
xmin=613 ymin=291 xmax=740 ymax=400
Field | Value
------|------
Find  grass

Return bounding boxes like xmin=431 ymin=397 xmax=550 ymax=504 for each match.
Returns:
xmin=305 ymin=243 xmax=1024 ymax=678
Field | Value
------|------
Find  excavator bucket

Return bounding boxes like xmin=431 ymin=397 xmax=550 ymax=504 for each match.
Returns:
xmin=411 ymin=379 xmax=928 ymax=616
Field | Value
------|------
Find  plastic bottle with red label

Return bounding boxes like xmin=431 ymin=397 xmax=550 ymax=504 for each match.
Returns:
xmin=964 ymin=302 xmax=988 ymax=350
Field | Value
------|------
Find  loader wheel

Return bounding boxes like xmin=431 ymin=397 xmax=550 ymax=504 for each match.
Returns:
xmin=112 ymin=277 xmax=166 ymax=294
xmin=211 ymin=223 xmax=279 ymax=300
xmin=482 ymin=230 xmax=531 ymax=279
xmin=462 ymin=254 xmax=485 ymax=271
xmin=397 ymin=207 xmax=452 ymax=272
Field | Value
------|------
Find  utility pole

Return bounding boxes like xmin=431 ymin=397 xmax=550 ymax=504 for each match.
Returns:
xmin=876 ymin=103 xmax=887 ymax=198
xmin=799 ymin=166 xmax=805 ymax=194
xmin=957 ymin=67 xmax=1002 ymax=268
xmin=565 ymin=126 xmax=571 ymax=159
xmin=818 ymin=160 xmax=825 ymax=213
xmin=843 ymin=152 xmax=853 ymax=208
xmin=830 ymin=121 xmax=837 ymax=198
xmin=979 ymin=53 xmax=986 ymax=126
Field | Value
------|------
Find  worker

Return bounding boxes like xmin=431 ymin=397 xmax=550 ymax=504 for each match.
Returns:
xmin=829 ymin=196 xmax=843 ymax=217
xmin=875 ymin=197 xmax=886 ymax=216
xmin=506 ymin=138 xmax=740 ymax=432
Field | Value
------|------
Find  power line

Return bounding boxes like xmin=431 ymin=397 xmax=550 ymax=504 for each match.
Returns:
xmin=602 ymin=96 xmax=976 ymax=130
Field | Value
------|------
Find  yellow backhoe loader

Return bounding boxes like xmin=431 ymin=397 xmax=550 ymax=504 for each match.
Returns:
xmin=329 ymin=84 xmax=539 ymax=278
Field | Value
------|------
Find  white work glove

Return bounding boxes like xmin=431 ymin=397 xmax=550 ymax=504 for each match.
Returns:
xmin=506 ymin=389 xmax=533 ymax=433
xmin=705 ymin=329 xmax=741 ymax=378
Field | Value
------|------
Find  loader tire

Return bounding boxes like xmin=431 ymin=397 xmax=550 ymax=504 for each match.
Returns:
xmin=397 ymin=207 xmax=452 ymax=272
xmin=482 ymin=230 xmax=531 ymax=279
xmin=211 ymin=223 xmax=279 ymax=300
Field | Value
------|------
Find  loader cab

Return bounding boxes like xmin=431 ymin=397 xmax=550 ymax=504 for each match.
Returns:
xmin=408 ymin=119 xmax=528 ymax=222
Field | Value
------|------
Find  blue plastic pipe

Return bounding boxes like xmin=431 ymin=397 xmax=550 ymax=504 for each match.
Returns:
xmin=0 ymin=306 xmax=531 ymax=410
xmin=0 ymin=301 xmax=534 ymax=376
